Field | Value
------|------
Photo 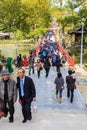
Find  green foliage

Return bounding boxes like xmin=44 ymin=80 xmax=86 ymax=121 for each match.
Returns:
xmin=68 ymin=43 xmax=87 ymax=63
xmin=0 ymin=40 xmax=14 ymax=44
xmin=0 ymin=0 xmax=87 ymax=41
xmin=51 ymin=0 xmax=87 ymax=33
xmin=0 ymin=0 xmax=22 ymax=31
xmin=0 ymin=0 xmax=51 ymax=39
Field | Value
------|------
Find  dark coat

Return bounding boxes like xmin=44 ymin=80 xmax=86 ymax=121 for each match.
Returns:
xmin=66 ymin=75 xmax=75 ymax=89
xmin=17 ymin=76 xmax=36 ymax=102
xmin=44 ymin=59 xmax=51 ymax=70
xmin=54 ymin=77 xmax=64 ymax=91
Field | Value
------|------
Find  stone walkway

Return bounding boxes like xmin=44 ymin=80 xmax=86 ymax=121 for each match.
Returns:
xmin=74 ymin=64 xmax=87 ymax=106
xmin=0 ymin=65 xmax=87 ymax=130
xmin=0 ymin=110 xmax=87 ymax=130
xmin=15 ymin=65 xmax=86 ymax=112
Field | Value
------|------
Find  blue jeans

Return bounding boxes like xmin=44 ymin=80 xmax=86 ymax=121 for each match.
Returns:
xmin=56 ymin=89 xmax=62 ymax=98
xmin=29 ymin=66 xmax=34 ymax=75
xmin=67 ymin=88 xmax=74 ymax=103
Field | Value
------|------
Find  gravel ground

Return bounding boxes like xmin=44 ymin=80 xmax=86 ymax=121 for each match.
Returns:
xmin=74 ymin=64 xmax=87 ymax=106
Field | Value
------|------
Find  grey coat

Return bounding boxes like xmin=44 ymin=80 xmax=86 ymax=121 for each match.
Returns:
xmin=0 ymin=78 xmax=17 ymax=102
xmin=54 ymin=77 xmax=64 ymax=91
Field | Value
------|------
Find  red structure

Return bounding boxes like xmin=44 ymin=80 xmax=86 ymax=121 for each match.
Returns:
xmin=35 ymin=41 xmax=75 ymax=68
xmin=35 ymin=44 xmax=40 ymax=52
xmin=58 ymin=44 xmax=75 ymax=67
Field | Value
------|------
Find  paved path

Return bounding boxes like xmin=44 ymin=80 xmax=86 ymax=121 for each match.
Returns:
xmin=0 ymin=110 xmax=87 ymax=130
xmin=0 ymin=65 xmax=87 ymax=130
xmin=25 ymin=66 xmax=86 ymax=112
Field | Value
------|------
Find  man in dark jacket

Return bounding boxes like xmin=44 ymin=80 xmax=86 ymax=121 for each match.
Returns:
xmin=44 ymin=58 xmax=51 ymax=78
xmin=66 ymin=70 xmax=75 ymax=103
xmin=55 ymin=55 xmax=61 ymax=73
xmin=17 ymin=68 xmax=36 ymax=123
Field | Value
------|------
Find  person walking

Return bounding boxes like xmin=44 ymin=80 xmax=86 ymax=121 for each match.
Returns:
xmin=17 ymin=68 xmax=36 ymax=123
xmin=66 ymin=70 xmax=76 ymax=103
xmin=54 ymin=72 xmax=64 ymax=103
xmin=28 ymin=55 xmax=35 ymax=76
xmin=0 ymin=69 xmax=17 ymax=122
xmin=35 ymin=59 xmax=43 ymax=78
xmin=43 ymin=58 xmax=51 ymax=78
xmin=61 ymin=53 xmax=66 ymax=67
xmin=55 ymin=55 xmax=61 ymax=73
xmin=17 ymin=54 xmax=22 ymax=68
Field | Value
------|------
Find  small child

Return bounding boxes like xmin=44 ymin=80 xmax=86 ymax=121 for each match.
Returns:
xmin=72 ymin=70 xmax=77 ymax=89
xmin=72 ymin=71 xmax=76 ymax=82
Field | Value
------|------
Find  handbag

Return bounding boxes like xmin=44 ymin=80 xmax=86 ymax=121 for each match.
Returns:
xmin=74 ymin=84 xmax=76 ymax=89
xmin=0 ymin=99 xmax=5 ymax=118
xmin=32 ymin=101 xmax=37 ymax=112
xmin=19 ymin=99 xmax=22 ymax=105
xmin=0 ymin=99 xmax=4 ymax=110
xmin=0 ymin=110 xmax=5 ymax=119
xmin=61 ymin=85 xmax=65 ymax=90
xmin=40 ymin=66 xmax=43 ymax=70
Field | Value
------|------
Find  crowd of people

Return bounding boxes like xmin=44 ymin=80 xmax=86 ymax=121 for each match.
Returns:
xmin=0 ymin=32 xmax=77 ymax=123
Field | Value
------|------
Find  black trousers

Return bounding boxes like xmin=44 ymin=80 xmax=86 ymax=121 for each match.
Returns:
xmin=45 ymin=68 xmax=50 ymax=77
xmin=37 ymin=69 xmax=40 ymax=78
xmin=21 ymin=97 xmax=32 ymax=120
xmin=56 ymin=66 xmax=60 ymax=73
xmin=3 ymin=100 xmax=14 ymax=119
xmin=67 ymin=88 xmax=74 ymax=103
xmin=29 ymin=66 xmax=34 ymax=75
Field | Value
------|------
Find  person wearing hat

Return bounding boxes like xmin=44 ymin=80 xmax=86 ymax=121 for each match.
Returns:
xmin=0 ymin=69 xmax=17 ymax=122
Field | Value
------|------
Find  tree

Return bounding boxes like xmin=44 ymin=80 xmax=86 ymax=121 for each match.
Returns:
xmin=0 ymin=0 xmax=23 ymax=31
xmin=0 ymin=0 xmax=51 ymax=39
xmin=50 ymin=0 xmax=86 ymax=33
xmin=21 ymin=0 xmax=51 ymax=38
